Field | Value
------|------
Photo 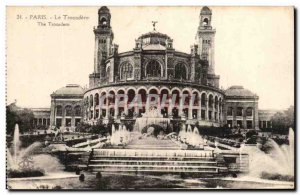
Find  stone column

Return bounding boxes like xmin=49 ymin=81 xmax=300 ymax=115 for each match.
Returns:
xmin=114 ymin=97 xmax=119 ymax=118
xmin=50 ymin=99 xmax=56 ymax=127
xmin=157 ymin=93 xmax=161 ymax=113
xmin=216 ymin=102 xmax=219 ymax=122
xmin=220 ymin=102 xmax=223 ymax=124
xmin=98 ymin=100 xmax=102 ymax=119
xmin=92 ymin=97 xmax=95 ymax=119
xmin=205 ymin=100 xmax=209 ymax=120
xmin=93 ymin=97 xmax=96 ymax=120
xmin=71 ymin=113 xmax=75 ymax=128
xmin=254 ymin=100 xmax=259 ymax=130
xmin=197 ymin=97 xmax=201 ymax=120
xmin=212 ymin=100 xmax=215 ymax=122
xmin=146 ymin=94 xmax=149 ymax=113
xmin=98 ymin=92 xmax=101 ymax=119
xmin=243 ymin=107 xmax=247 ymax=129
xmin=123 ymin=94 xmax=128 ymax=116
xmin=188 ymin=97 xmax=193 ymax=119
xmin=179 ymin=95 xmax=183 ymax=116
xmin=168 ymin=94 xmax=173 ymax=117
xmin=62 ymin=104 xmax=66 ymax=127
xmin=233 ymin=104 xmax=237 ymax=127
xmin=105 ymin=95 xmax=109 ymax=118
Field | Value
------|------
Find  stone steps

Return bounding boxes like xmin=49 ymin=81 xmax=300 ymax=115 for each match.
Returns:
xmin=90 ymin=166 xmax=219 ymax=173
xmin=89 ymin=160 xmax=217 ymax=167
xmin=90 ymin=159 xmax=217 ymax=164
xmin=125 ymin=145 xmax=179 ymax=150
xmin=88 ymin=150 xmax=226 ymax=174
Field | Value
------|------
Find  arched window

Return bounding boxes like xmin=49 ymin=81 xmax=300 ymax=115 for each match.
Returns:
xmin=85 ymin=97 xmax=89 ymax=106
xmin=74 ymin=106 xmax=81 ymax=116
xmin=120 ymin=62 xmax=133 ymax=80
xmin=89 ymin=94 xmax=93 ymax=107
xmin=94 ymin=93 xmax=99 ymax=106
xmin=56 ymin=106 xmax=62 ymax=116
xmin=215 ymin=96 xmax=218 ymax=109
xmin=146 ymin=60 xmax=161 ymax=77
xmin=100 ymin=17 xmax=107 ymax=25
xmin=203 ymin=18 xmax=209 ymax=26
xmin=201 ymin=93 xmax=207 ymax=106
xmin=208 ymin=95 xmax=214 ymax=108
xmin=106 ymin=66 xmax=110 ymax=79
xmin=246 ymin=107 xmax=253 ymax=117
xmin=174 ymin=63 xmax=187 ymax=80
xmin=65 ymin=105 xmax=72 ymax=117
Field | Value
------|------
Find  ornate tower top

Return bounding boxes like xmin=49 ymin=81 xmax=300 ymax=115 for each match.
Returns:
xmin=91 ymin=6 xmax=114 ymax=85
xmin=97 ymin=6 xmax=111 ymax=29
xmin=200 ymin=6 xmax=212 ymax=15
xmin=197 ymin=6 xmax=216 ymax=74
xmin=199 ymin=6 xmax=213 ymax=30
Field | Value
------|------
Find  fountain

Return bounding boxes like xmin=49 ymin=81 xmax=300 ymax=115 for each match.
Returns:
xmin=241 ymin=128 xmax=294 ymax=179
xmin=110 ymin=124 xmax=131 ymax=146
xmin=134 ymin=107 xmax=170 ymax=133
xmin=7 ymin=124 xmax=62 ymax=178
xmin=178 ymin=125 xmax=204 ymax=147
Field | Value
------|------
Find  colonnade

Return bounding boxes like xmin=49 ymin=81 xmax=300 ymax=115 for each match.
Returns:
xmin=84 ymin=87 xmax=224 ymax=124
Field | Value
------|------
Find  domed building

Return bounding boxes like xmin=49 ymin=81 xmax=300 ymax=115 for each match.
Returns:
xmin=224 ymin=86 xmax=259 ymax=129
xmin=83 ymin=6 xmax=224 ymax=131
xmin=50 ymin=84 xmax=83 ymax=130
xmin=49 ymin=6 xmax=260 ymax=132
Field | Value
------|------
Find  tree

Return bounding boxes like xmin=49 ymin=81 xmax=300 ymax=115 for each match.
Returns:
xmin=284 ymin=106 xmax=295 ymax=129
xmin=6 ymin=106 xmax=18 ymax=135
xmin=271 ymin=106 xmax=294 ymax=134
xmin=6 ymin=105 xmax=34 ymax=135
xmin=89 ymin=120 xmax=110 ymax=135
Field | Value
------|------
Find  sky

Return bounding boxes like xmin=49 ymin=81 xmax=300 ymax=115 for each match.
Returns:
xmin=6 ymin=6 xmax=294 ymax=110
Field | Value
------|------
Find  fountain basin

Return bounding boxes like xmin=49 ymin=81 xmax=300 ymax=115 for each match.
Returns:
xmin=260 ymin=172 xmax=294 ymax=182
xmin=8 ymin=168 xmax=45 ymax=178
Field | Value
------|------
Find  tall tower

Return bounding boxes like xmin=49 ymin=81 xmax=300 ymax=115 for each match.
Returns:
xmin=197 ymin=6 xmax=216 ymax=74
xmin=93 ymin=6 xmax=114 ymax=78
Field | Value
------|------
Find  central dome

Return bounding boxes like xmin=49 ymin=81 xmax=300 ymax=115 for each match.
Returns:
xmin=138 ymin=31 xmax=171 ymax=40
xmin=53 ymin=84 xmax=83 ymax=96
xmin=136 ymin=31 xmax=173 ymax=50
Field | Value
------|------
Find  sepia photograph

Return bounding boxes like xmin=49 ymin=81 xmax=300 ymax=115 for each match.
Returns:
xmin=6 ymin=6 xmax=295 ymax=190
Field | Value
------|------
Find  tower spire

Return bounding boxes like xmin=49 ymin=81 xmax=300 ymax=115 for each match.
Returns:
xmin=89 ymin=6 xmax=114 ymax=88
xmin=197 ymin=6 xmax=216 ymax=74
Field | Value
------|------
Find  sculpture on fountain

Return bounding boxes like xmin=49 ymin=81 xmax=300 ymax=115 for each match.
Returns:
xmin=134 ymin=106 xmax=170 ymax=134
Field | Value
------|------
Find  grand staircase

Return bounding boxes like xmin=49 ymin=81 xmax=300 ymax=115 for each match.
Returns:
xmin=86 ymin=137 xmax=228 ymax=176
xmin=125 ymin=137 xmax=180 ymax=150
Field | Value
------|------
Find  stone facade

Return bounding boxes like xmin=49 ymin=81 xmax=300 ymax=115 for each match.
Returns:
xmin=224 ymin=86 xmax=259 ymax=130
xmin=50 ymin=84 xmax=83 ymax=131
xmin=47 ymin=6 xmax=264 ymax=131
xmin=32 ymin=108 xmax=51 ymax=129
xmin=83 ymin=6 xmax=224 ymax=128
xmin=258 ymin=110 xmax=280 ymax=129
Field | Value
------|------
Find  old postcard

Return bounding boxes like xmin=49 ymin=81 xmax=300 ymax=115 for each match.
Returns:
xmin=6 ymin=6 xmax=295 ymax=190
